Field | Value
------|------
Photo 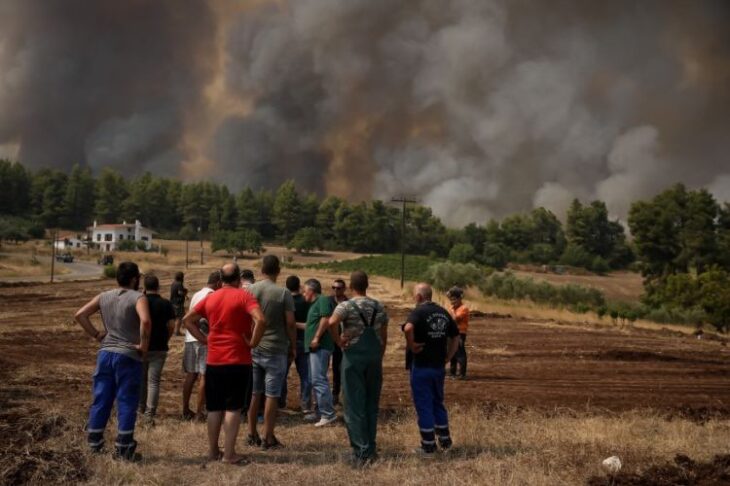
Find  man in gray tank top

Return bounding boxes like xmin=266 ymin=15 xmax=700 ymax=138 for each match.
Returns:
xmin=74 ymin=262 xmax=151 ymax=461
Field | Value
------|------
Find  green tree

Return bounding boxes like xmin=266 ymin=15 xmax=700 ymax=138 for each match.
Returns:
xmin=629 ymin=184 xmax=720 ymax=279
xmin=300 ymin=193 xmax=320 ymax=229
xmin=30 ymin=169 xmax=68 ymax=228
xmin=212 ymin=229 xmax=263 ymax=256
xmin=463 ymin=223 xmax=487 ymax=255
xmin=316 ymin=196 xmax=344 ymax=243
xmin=94 ymin=168 xmax=128 ymax=223
xmin=219 ymin=187 xmax=237 ymax=231
xmin=448 ymin=243 xmax=476 ymax=263
xmin=272 ymin=180 xmax=301 ymax=240
xmin=61 ymin=164 xmax=95 ymax=229
xmin=288 ymin=227 xmax=323 ymax=253
xmin=0 ymin=160 xmax=31 ymax=216
xmin=566 ymin=199 xmax=631 ymax=268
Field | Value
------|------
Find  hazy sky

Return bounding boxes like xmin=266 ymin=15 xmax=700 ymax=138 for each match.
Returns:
xmin=0 ymin=0 xmax=728 ymax=225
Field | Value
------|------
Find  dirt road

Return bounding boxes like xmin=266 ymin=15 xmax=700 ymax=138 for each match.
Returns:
xmin=0 ymin=254 xmax=101 ymax=283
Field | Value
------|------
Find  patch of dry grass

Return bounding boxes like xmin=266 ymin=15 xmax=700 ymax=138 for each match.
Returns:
xmin=9 ymin=405 xmax=725 ymax=486
xmin=0 ymin=253 xmax=70 ymax=278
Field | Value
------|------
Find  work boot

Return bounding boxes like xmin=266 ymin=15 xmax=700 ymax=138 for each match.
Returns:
xmin=114 ymin=440 xmax=142 ymax=462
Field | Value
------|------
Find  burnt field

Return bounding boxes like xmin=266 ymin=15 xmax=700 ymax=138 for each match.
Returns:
xmin=1 ymin=276 xmax=729 ymax=484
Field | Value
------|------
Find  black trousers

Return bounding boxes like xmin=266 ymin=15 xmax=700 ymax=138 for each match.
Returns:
xmin=332 ymin=345 xmax=343 ymax=400
xmin=449 ymin=334 xmax=467 ymax=377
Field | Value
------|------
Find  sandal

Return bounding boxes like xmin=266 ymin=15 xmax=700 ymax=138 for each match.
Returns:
xmin=262 ymin=436 xmax=283 ymax=450
xmin=246 ymin=434 xmax=262 ymax=447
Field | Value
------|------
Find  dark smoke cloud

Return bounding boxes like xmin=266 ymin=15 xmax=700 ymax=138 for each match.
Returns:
xmin=0 ymin=0 xmax=217 ymax=173
xmin=1 ymin=1 xmax=728 ymax=225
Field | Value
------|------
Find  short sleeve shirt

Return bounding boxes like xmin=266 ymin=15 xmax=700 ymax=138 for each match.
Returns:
xmin=186 ymin=287 xmax=215 ymax=343
xmin=249 ymin=279 xmax=295 ymax=355
xmin=170 ymin=281 xmax=186 ymax=306
xmin=147 ymin=294 xmax=175 ymax=352
xmin=407 ymin=302 xmax=459 ymax=368
xmin=304 ymin=295 xmax=334 ymax=353
xmin=333 ymin=296 xmax=388 ymax=347
xmin=450 ymin=304 xmax=469 ymax=334
xmin=194 ymin=286 xmax=260 ymax=365
xmin=292 ymin=293 xmax=310 ymax=340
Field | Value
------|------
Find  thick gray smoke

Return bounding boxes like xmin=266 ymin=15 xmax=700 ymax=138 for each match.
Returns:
xmin=1 ymin=1 xmax=728 ymax=225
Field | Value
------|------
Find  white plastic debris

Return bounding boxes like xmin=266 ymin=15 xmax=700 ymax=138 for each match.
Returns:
xmin=602 ymin=456 xmax=622 ymax=474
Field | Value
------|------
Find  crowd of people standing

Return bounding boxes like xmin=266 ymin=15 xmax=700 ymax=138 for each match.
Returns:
xmin=74 ymin=256 xmax=469 ymax=466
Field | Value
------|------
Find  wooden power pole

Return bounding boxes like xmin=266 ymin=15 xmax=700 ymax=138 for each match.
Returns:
xmin=50 ymin=229 xmax=56 ymax=283
xmin=391 ymin=196 xmax=418 ymax=289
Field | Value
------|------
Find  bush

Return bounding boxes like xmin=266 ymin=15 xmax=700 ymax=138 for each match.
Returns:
xmin=448 ymin=243 xmax=476 ymax=264
xmin=559 ymin=244 xmax=593 ymax=269
xmin=287 ymin=227 xmax=323 ymax=254
xmin=117 ymin=240 xmax=137 ymax=252
xmin=212 ymin=229 xmax=263 ymax=256
xmin=426 ymin=262 xmax=488 ymax=291
xmin=483 ymin=243 xmax=509 ymax=270
xmin=479 ymin=272 xmax=605 ymax=309
xmin=312 ymin=254 xmax=440 ymax=282
xmin=591 ymin=256 xmax=610 ymax=275
xmin=103 ymin=265 xmax=116 ymax=279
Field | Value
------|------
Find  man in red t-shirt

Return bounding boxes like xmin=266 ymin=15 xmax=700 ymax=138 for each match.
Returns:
xmin=184 ymin=263 xmax=266 ymax=464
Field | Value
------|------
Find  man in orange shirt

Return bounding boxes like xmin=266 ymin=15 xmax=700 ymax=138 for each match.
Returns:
xmin=447 ymin=287 xmax=469 ymax=380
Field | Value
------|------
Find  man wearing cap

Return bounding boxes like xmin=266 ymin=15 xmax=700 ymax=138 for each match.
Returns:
xmin=447 ymin=287 xmax=469 ymax=380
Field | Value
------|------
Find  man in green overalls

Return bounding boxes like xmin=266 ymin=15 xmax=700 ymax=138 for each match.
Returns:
xmin=329 ymin=271 xmax=389 ymax=466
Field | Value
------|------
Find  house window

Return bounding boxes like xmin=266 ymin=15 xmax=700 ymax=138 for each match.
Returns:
xmin=128 ymin=228 xmax=132 ymax=233
xmin=141 ymin=236 xmax=149 ymax=241
xmin=130 ymin=235 xmax=135 ymax=241
xmin=104 ymin=233 xmax=112 ymax=242
xmin=119 ymin=234 xmax=124 ymax=240
xmin=96 ymin=234 xmax=101 ymax=242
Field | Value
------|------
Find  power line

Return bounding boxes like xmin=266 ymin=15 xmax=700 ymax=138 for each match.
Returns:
xmin=391 ymin=196 xmax=418 ymax=289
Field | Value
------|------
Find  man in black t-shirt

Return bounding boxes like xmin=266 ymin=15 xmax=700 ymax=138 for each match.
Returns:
xmin=279 ymin=276 xmax=313 ymax=411
xmin=170 ymin=272 xmax=188 ymax=336
xmin=403 ymin=283 xmax=460 ymax=456
xmin=140 ymin=275 xmax=176 ymax=422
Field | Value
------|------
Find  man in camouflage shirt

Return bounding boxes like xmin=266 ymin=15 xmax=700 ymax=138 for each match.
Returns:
xmin=329 ymin=271 xmax=389 ymax=466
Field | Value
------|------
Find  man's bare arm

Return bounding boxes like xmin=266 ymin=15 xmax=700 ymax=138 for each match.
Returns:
xmin=328 ymin=314 xmax=345 ymax=348
xmin=74 ymin=294 xmax=104 ymax=342
xmin=285 ymin=310 xmax=296 ymax=359
xmin=379 ymin=322 xmax=388 ymax=358
xmin=136 ymin=296 xmax=152 ymax=354
xmin=183 ymin=310 xmax=207 ymax=344
xmin=403 ymin=322 xmax=424 ymax=354
xmin=249 ymin=307 xmax=266 ymax=348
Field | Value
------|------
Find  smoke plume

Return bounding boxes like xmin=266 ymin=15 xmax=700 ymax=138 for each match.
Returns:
xmin=0 ymin=0 xmax=728 ymax=225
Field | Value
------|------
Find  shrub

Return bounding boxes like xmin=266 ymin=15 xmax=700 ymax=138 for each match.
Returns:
xmin=448 ymin=243 xmax=476 ymax=264
xmin=479 ymin=272 xmax=605 ymax=309
xmin=117 ymin=240 xmax=137 ymax=252
xmin=103 ymin=265 xmax=116 ymax=279
xmin=426 ymin=262 xmax=488 ymax=291
xmin=591 ymin=256 xmax=610 ymax=275
xmin=483 ymin=243 xmax=509 ymax=270
xmin=287 ymin=227 xmax=323 ymax=254
xmin=559 ymin=244 xmax=593 ymax=269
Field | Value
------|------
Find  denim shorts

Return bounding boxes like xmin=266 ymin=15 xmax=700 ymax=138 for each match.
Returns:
xmin=252 ymin=349 xmax=288 ymax=398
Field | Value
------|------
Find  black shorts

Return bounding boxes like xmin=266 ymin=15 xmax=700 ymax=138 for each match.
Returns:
xmin=173 ymin=304 xmax=185 ymax=318
xmin=205 ymin=364 xmax=252 ymax=412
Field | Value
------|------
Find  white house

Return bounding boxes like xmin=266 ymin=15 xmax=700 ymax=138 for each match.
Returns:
xmin=54 ymin=233 xmax=87 ymax=251
xmin=89 ymin=220 xmax=154 ymax=252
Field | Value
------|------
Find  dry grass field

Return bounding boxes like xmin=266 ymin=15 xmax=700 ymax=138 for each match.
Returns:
xmin=1 ymin=257 xmax=730 ymax=485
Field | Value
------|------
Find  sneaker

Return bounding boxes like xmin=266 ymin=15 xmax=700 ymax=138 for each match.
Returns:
xmin=246 ymin=434 xmax=262 ymax=447
xmin=457 ymin=375 xmax=467 ymax=381
xmin=447 ymin=375 xmax=457 ymax=380
xmin=413 ymin=447 xmax=437 ymax=459
xmin=314 ymin=416 xmax=338 ymax=427
xmin=303 ymin=413 xmax=319 ymax=422
xmin=438 ymin=439 xmax=453 ymax=451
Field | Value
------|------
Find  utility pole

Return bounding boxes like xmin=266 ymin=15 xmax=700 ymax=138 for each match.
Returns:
xmin=391 ymin=196 xmax=418 ymax=289
xmin=185 ymin=239 xmax=189 ymax=269
xmin=198 ymin=224 xmax=203 ymax=265
xmin=50 ymin=229 xmax=56 ymax=283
